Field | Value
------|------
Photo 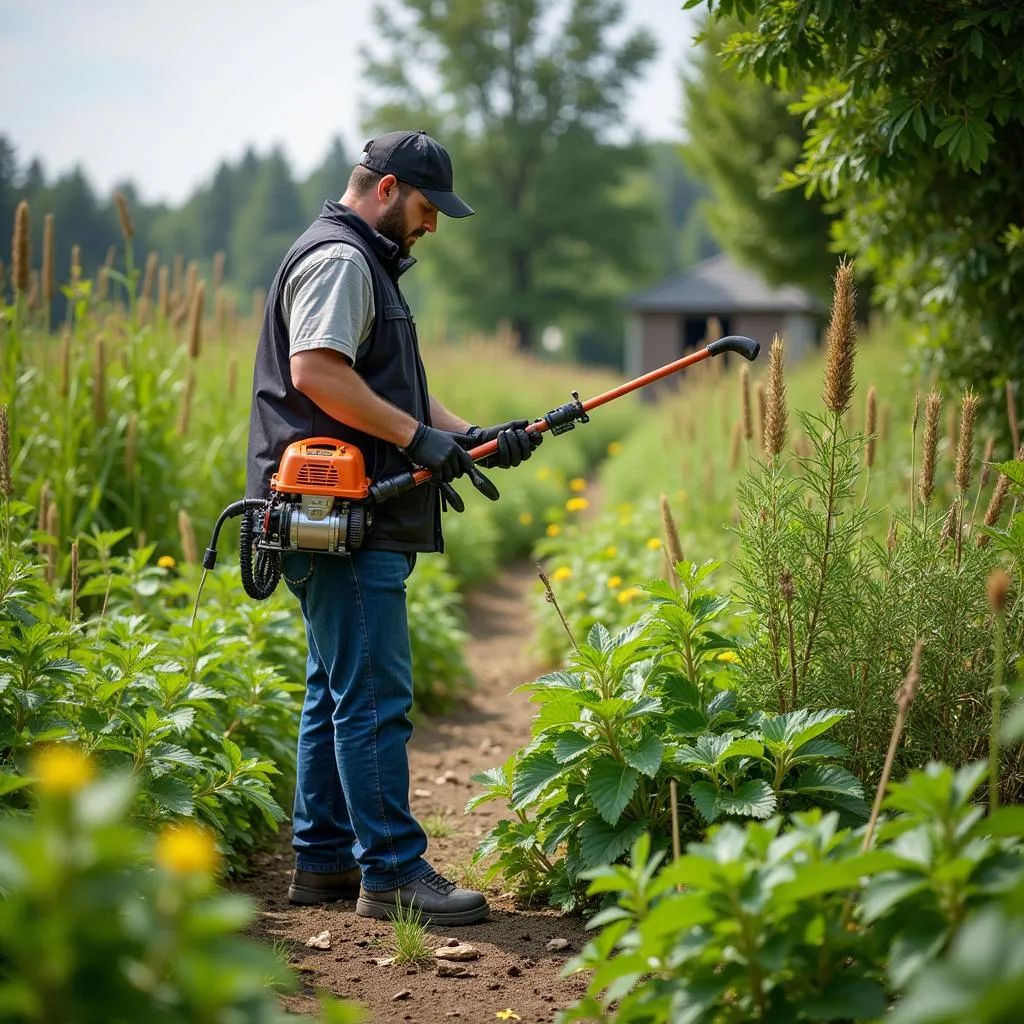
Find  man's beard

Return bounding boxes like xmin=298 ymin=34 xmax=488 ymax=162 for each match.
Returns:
xmin=377 ymin=195 xmax=423 ymax=258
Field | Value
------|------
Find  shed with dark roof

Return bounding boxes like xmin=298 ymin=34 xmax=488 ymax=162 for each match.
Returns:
xmin=623 ymin=254 xmax=823 ymax=393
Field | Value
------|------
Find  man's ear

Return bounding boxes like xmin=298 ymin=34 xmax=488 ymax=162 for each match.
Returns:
xmin=377 ymin=174 xmax=399 ymax=203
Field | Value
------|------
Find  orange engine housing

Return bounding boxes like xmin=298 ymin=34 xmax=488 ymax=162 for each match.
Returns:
xmin=270 ymin=437 xmax=371 ymax=500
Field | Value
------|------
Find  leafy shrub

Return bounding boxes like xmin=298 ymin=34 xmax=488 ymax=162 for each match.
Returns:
xmin=469 ymin=561 xmax=864 ymax=908
xmin=561 ymin=760 xmax=1024 ymax=1023
xmin=0 ymin=750 xmax=364 ymax=1024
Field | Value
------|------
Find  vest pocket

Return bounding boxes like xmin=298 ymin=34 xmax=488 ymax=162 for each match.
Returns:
xmin=383 ymin=304 xmax=410 ymax=321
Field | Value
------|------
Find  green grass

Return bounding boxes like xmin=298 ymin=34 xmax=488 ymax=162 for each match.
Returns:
xmin=421 ymin=810 xmax=455 ymax=838
xmin=388 ymin=902 xmax=433 ymax=966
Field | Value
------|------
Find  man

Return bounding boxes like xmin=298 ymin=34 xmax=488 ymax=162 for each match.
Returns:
xmin=245 ymin=130 xmax=541 ymax=926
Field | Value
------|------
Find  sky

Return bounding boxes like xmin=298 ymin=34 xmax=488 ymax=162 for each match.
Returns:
xmin=0 ymin=0 xmax=700 ymax=206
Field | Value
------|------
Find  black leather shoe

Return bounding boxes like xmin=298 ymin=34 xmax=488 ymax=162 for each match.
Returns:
xmin=288 ymin=867 xmax=362 ymax=905
xmin=355 ymin=870 xmax=489 ymax=925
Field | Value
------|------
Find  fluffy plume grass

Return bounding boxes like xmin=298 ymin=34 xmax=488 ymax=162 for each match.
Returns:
xmin=11 ymin=199 xmax=29 ymax=295
xmin=864 ymin=385 xmax=877 ymax=469
xmin=178 ymin=508 xmax=198 ymax=565
xmin=660 ymin=493 xmax=684 ymax=569
xmin=114 ymin=191 xmax=134 ymax=240
xmin=42 ymin=213 xmax=55 ymax=308
xmin=729 ymin=419 xmax=742 ymax=471
xmin=92 ymin=336 xmax=106 ymax=426
xmin=821 ymin=259 xmax=857 ymax=416
xmin=919 ymin=390 xmax=941 ymax=510
xmin=763 ymin=336 xmax=788 ymax=458
xmin=187 ymin=281 xmax=205 ymax=360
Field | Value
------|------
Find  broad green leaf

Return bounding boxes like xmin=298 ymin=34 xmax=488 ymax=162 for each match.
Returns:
xmin=622 ymin=696 xmax=663 ymax=721
xmin=578 ymin=817 xmax=647 ymax=868
xmin=148 ymin=775 xmax=195 ymax=815
xmin=586 ymin=757 xmax=640 ymax=825
xmin=511 ymin=751 xmax=565 ymax=809
xmin=553 ymin=731 xmax=594 ymax=764
xmin=887 ymin=923 xmax=947 ymax=990
xmin=860 ymin=872 xmax=929 ymax=923
xmin=790 ymin=765 xmax=864 ymax=799
xmin=668 ymin=706 xmax=710 ymax=736
xmin=586 ymin=623 xmax=614 ymax=653
xmin=989 ymin=458 xmax=1024 ymax=489
xmin=0 ymin=773 xmax=33 ymax=797
xmin=623 ymin=735 xmax=664 ymax=777
xmin=535 ymin=692 xmax=589 ymax=732
xmin=717 ymin=779 xmax=776 ymax=819
xmin=788 ymin=739 xmax=849 ymax=764
xmin=689 ymin=780 xmax=721 ymax=823
xmin=980 ymin=806 xmax=1024 ymax=839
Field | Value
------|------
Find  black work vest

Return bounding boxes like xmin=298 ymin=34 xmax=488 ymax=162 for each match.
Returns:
xmin=245 ymin=201 xmax=442 ymax=553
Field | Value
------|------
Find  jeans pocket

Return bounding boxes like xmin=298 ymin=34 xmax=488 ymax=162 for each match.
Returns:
xmin=282 ymin=552 xmax=315 ymax=587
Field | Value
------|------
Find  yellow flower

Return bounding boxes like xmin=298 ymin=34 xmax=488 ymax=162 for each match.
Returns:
xmin=605 ymin=545 xmax=618 ymax=558
xmin=566 ymin=497 xmax=590 ymax=512
xmin=518 ymin=512 xmax=534 ymax=526
xmin=618 ymin=502 xmax=634 ymax=514
xmin=576 ymin=591 xmax=588 ymax=602
xmin=154 ymin=822 xmax=220 ymax=876
xmin=619 ymin=515 xmax=633 ymax=527
xmin=607 ymin=575 xmax=622 ymax=589
xmin=546 ymin=523 xmax=561 ymax=537
xmin=535 ymin=466 xmax=551 ymax=481
xmin=617 ymin=587 xmax=643 ymax=604
xmin=496 ymin=1012 xmax=521 ymax=1022
xmin=33 ymin=745 xmax=94 ymax=794
xmin=607 ymin=441 xmax=624 ymax=456
xmin=569 ymin=477 xmax=587 ymax=493
xmin=551 ymin=566 xmax=573 ymax=581
xmin=157 ymin=555 xmax=176 ymax=568
xmin=717 ymin=650 xmax=741 ymax=665
xmin=645 ymin=538 xmax=662 ymax=550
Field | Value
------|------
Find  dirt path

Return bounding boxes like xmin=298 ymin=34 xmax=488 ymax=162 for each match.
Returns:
xmin=237 ymin=561 xmax=591 ymax=1023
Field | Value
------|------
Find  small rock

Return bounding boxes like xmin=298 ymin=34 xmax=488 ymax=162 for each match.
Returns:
xmin=305 ymin=930 xmax=331 ymax=950
xmin=373 ymin=956 xmax=397 ymax=967
xmin=297 ymin=965 xmax=316 ymax=974
xmin=477 ymin=736 xmax=493 ymax=753
xmin=444 ymin=937 xmax=461 ymax=947
xmin=487 ymin=981 xmax=502 ymax=990
xmin=518 ymin=933 xmax=532 ymax=941
xmin=444 ymin=1013 xmax=461 ymax=1018
xmin=433 ymin=943 xmax=481 ymax=962
xmin=522 ymin=957 xmax=537 ymax=969
xmin=392 ymin=989 xmax=413 ymax=1001
xmin=507 ymin=965 xmax=522 ymax=977
xmin=354 ymin=939 xmax=370 ymax=948
xmin=348 ymin=976 xmax=362 ymax=983
xmin=436 ymin=961 xmax=475 ymax=978
xmin=545 ymin=937 xmax=570 ymax=952
xmin=413 ymin=788 xmax=432 ymax=798
xmin=406 ymin=966 xmax=419 ymax=975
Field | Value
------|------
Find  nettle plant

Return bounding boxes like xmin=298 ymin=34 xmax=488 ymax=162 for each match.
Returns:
xmin=560 ymin=760 xmax=1024 ymax=1024
xmin=469 ymin=560 xmax=865 ymax=908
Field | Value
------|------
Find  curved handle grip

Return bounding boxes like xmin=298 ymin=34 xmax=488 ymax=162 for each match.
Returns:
xmin=706 ymin=335 xmax=760 ymax=361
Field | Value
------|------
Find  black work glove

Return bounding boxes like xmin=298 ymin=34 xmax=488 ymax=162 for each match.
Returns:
xmin=466 ymin=419 xmax=543 ymax=469
xmin=403 ymin=423 xmax=500 ymax=502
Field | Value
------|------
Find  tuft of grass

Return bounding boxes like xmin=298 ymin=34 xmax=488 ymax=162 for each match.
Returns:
xmin=388 ymin=901 xmax=433 ymax=966
xmin=421 ymin=810 xmax=455 ymax=838
xmin=448 ymin=855 xmax=491 ymax=892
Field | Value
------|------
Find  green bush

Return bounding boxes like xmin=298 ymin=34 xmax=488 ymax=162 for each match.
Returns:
xmin=0 ymin=752 xmax=364 ymax=1024
xmin=561 ymin=761 xmax=1024 ymax=1024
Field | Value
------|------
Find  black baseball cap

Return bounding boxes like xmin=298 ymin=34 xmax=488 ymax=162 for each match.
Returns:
xmin=359 ymin=130 xmax=474 ymax=218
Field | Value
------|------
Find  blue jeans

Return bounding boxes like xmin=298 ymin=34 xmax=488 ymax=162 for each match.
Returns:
xmin=283 ymin=548 xmax=432 ymax=891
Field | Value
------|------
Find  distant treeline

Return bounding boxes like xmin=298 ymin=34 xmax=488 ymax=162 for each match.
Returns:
xmin=0 ymin=133 xmax=717 ymax=361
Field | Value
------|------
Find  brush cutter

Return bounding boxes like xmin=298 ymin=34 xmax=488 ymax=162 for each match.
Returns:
xmin=199 ymin=334 xmax=759 ymax=604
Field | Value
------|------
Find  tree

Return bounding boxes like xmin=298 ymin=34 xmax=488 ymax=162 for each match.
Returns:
xmin=362 ymin=0 xmax=658 ymax=352
xmin=229 ymin=147 xmax=305 ymax=292
xmin=681 ymin=15 xmax=835 ymax=300
xmin=689 ymin=1 xmax=1024 ymax=408
xmin=301 ymin=136 xmax=352 ymax=218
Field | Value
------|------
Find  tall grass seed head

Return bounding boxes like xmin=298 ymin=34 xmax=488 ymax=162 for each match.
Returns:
xmin=987 ymin=567 xmax=1011 ymax=614
xmin=11 ymin=199 xmax=29 ymax=294
xmin=955 ymin=389 xmax=979 ymax=493
xmin=919 ymin=390 xmax=942 ymax=507
xmin=865 ymin=384 xmax=877 ymax=468
xmin=42 ymin=212 xmax=55 ymax=303
xmin=822 ymin=258 xmax=857 ymax=416
xmin=0 ymin=404 xmax=11 ymax=497
xmin=115 ymin=190 xmax=135 ymax=240
xmin=764 ymin=335 xmax=788 ymax=458
xmin=740 ymin=364 xmax=753 ymax=441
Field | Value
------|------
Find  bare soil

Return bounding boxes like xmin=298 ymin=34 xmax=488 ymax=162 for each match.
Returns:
xmin=235 ymin=561 xmax=591 ymax=1024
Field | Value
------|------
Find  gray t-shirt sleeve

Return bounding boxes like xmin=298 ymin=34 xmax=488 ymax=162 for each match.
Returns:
xmin=282 ymin=243 xmax=375 ymax=363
